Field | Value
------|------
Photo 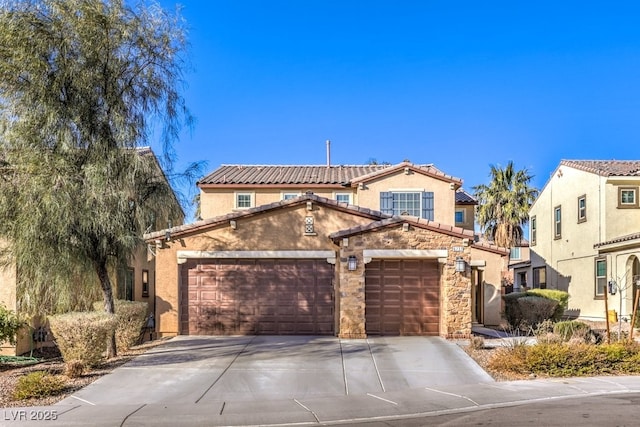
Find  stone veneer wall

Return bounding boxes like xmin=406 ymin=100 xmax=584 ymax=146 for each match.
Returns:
xmin=336 ymin=224 xmax=472 ymax=339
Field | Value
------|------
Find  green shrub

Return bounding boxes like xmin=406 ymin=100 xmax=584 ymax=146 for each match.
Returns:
xmin=12 ymin=371 xmax=66 ymax=400
xmin=517 ymin=296 xmax=558 ymax=329
xmin=527 ymin=289 xmax=569 ymax=320
xmin=49 ymin=312 xmax=117 ymax=367
xmin=0 ymin=304 xmax=23 ymax=345
xmin=553 ymin=320 xmax=591 ymax=342
xmin=503 ymin=292 xmax=528 ymax=329
xmin=93 ymin=300 xmax=148 ymax=351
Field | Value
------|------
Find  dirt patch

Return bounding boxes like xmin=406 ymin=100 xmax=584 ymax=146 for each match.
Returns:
xmin=0 ymin=339 xmax=169 ymax=408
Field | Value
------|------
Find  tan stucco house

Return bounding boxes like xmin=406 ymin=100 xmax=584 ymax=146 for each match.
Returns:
xmin=526 ymin=160 xmax=640 ymax=321
xmin=145 ymin=162 xmax=507 ymax=339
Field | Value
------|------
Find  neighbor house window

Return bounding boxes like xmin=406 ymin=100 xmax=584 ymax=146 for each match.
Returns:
xmin=118 ymin=267 xmax=134 ymax=301
xmin=595 ymin=258 xmax=607 ymax=297
xmin=533 ymin=267 xmax=546 ymax=289
xmin=380 ymin=191 xmax=434 ymax=220
xmin=530 ymin=216 xmax=536 ymax=246
xmin=618 ymin=187 xmax=639 ymax=208
xmin=235 ymin=192 xmax=254 ymax=209
xmin=282 ymin=192 xmax=299 ymax=201
xmin=554 ymin=206 xmax=562 ymax=239
xmin=335 ymin=193 xmax=351 ymax=204
xmin=142 ymin=269 xmax=149 ymax=298
xmin=578 ymin=195 xmax=587 ymax=223
xmin=455 ymin=209 xmax=465 ymax=224
xmin=510 ymin=247 xmax=521 ymax=260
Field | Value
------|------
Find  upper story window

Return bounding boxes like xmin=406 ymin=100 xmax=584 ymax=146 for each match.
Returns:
xmin=619 ymin=187 xmax=639 ymax=208
xmin=530 ymin=216 xmax=536 ymax=246
xmin=554 ymin=206 xmax=562 ymax=239
xmin=335 ymin=193 xmax=351 ymax=204
xmin=282 ymin=192 xmax=299 ymax=201
xmin=380 ymin=191 xmax=434 ymax=220
xmin=510 ymin=247 xmax=521 ymax=260
xmin=577 ymin=195 xmax=587 ymax=223
xmin=595 ymin=258 xmax=607 ymax=297
xmin=235 ymin=192 xmax=254 ymax=209
xmin=455 ymin=209 xmax=465 ymax=224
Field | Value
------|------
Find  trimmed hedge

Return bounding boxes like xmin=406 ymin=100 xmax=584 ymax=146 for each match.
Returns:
xmin=93 ymin=300 xmax=148 ymax=351
xmin=503 ymin=289 xmax=570 ymax=329
xmin=527 ymin=289 xmax=569 ymax=320
xmin=49 ymin=312 xmax=116 ymax=367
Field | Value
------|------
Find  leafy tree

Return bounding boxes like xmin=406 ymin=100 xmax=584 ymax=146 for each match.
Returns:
xmin=0 ymin=0 xmax=192 ymax=357
xmin=473 ymin=161 xmax=538 ymax=249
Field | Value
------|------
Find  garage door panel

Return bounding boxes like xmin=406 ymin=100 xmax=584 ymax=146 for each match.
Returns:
xmin=365 ymin=259 xmax=440 ymax=336
xmin=181 ymin=258 xmax=334 ymax=335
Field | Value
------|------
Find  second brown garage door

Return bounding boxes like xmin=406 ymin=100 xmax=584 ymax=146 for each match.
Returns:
xmin=365 ymin=259 xmax=440 ymax=336
xmin=180 ymin=258 xmax=334 ymax=335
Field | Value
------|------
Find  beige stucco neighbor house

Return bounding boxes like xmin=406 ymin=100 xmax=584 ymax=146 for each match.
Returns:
xmin=526 ymin=160 xmax=640 ymax=321
xmin=145 ymin=162 xmax=507 ymax=339
xmin=0 ymin=147 xmax=183 ymax=356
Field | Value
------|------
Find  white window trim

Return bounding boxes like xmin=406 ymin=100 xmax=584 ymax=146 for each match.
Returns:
xmin=281 ymin=192 xmax=301 ymax=201
xmin=234 ymin=191 xmax=255 ymax=209
xmin=334 ymin=192 xmax=352 ymax=204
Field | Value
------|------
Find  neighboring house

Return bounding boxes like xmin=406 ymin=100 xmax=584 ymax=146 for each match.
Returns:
xmin=527 ymin=160 xmax=640 ymax=321
xmin=0 ymin=147 xmax=183 ymax=356
xmin=508 ymin=240 xmax=531 ymax=293
xmin=146 ymin=162 xmax=508 ymax=339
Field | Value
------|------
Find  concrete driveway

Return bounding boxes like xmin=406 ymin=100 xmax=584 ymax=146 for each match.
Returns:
xmin=57 ymin=335 xmax=492 ymax=407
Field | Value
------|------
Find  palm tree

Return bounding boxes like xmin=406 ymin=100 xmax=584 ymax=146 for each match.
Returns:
xmin=473 ymin=161 xmax=538 ymax=249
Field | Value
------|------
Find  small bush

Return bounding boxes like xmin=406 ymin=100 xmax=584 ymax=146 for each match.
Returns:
xmin=503 ymin=292 xmax=528 ymax=329
xmin=469 ymin=335 xmax=485 ymax=350
xmin=527 ymin=289 xmax=569 ymax=320
xmin=93 ymin=300 xmax=148 ymax=351
xmin=64 ymin=360 xmax=86 ymax=378
xmin=49 ymin=312 xmax=117 ymax=367
xmin=517 ymin=296 xmax=558 ymax=329
xmin=12 ymin=371 xmax=66 ymax=400
xmin=553 ymin=320 xmax=591 ymax=342
xmin=488 ymin=341 xmax=640 ymax=377
xmin=0 ymin=304 xmax=23 ymax=345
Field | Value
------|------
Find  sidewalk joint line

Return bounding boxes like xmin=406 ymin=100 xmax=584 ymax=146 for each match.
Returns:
xmin=367 ymin=338 xmax=386 ymax=392
xmin=338 ymin=339 xmax=349 ymax=395
xmin=424 ymin=387 xmax=480 ymax=406
xmin=119 ymin=404 xmax=146 ymax=427
xmin=294 ymin=398 xmax=320 ymax=423
xmin=69 ymin=395 xmax=95 ymax=406
xmin=367 ymin=393 xmax=398 ymax=405
xmin=194 ymin=336 xmax=257 ymax=404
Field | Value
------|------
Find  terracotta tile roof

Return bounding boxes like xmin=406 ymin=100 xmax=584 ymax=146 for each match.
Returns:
xmin=561 ymin=160 xmax=640 ymax=177
xmin=198 ymin=161 xmax=462 ymax=186
xmin=594 ymin=232 xmax=640 ymax=248
xmin=144 ymin=193 xmax=389 ymax=241
xmin=455 ymin=188 xmax=477 ymax=204
xmin=328 ymin=215 xmax=475 ymax=240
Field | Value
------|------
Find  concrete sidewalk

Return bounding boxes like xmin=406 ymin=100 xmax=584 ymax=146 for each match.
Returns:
xmin=4 ymin=376 xmax=640 ymax=426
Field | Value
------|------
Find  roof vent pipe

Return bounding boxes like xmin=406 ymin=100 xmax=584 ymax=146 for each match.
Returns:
xmin=326 ymin=139 xmax=331 ymax=167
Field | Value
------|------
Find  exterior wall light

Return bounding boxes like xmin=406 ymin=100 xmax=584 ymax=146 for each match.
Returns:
xmin=348 ymin=256 xmax=357 ymax=271
xmin=608 ymin=280 xmax=617 ymax=295
xmin=455 ymin=257 xmax=466 ymax=273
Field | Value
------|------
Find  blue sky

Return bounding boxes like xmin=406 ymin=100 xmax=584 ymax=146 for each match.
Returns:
xmin=157 ymin=1 xmax=640 ymax=218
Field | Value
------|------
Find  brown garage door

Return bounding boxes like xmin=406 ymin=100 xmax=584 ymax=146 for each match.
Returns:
xmin=365 ymin=259 xmax=440 ymax=336
xmin=180 ymin=258 xmax=334 ymax=335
